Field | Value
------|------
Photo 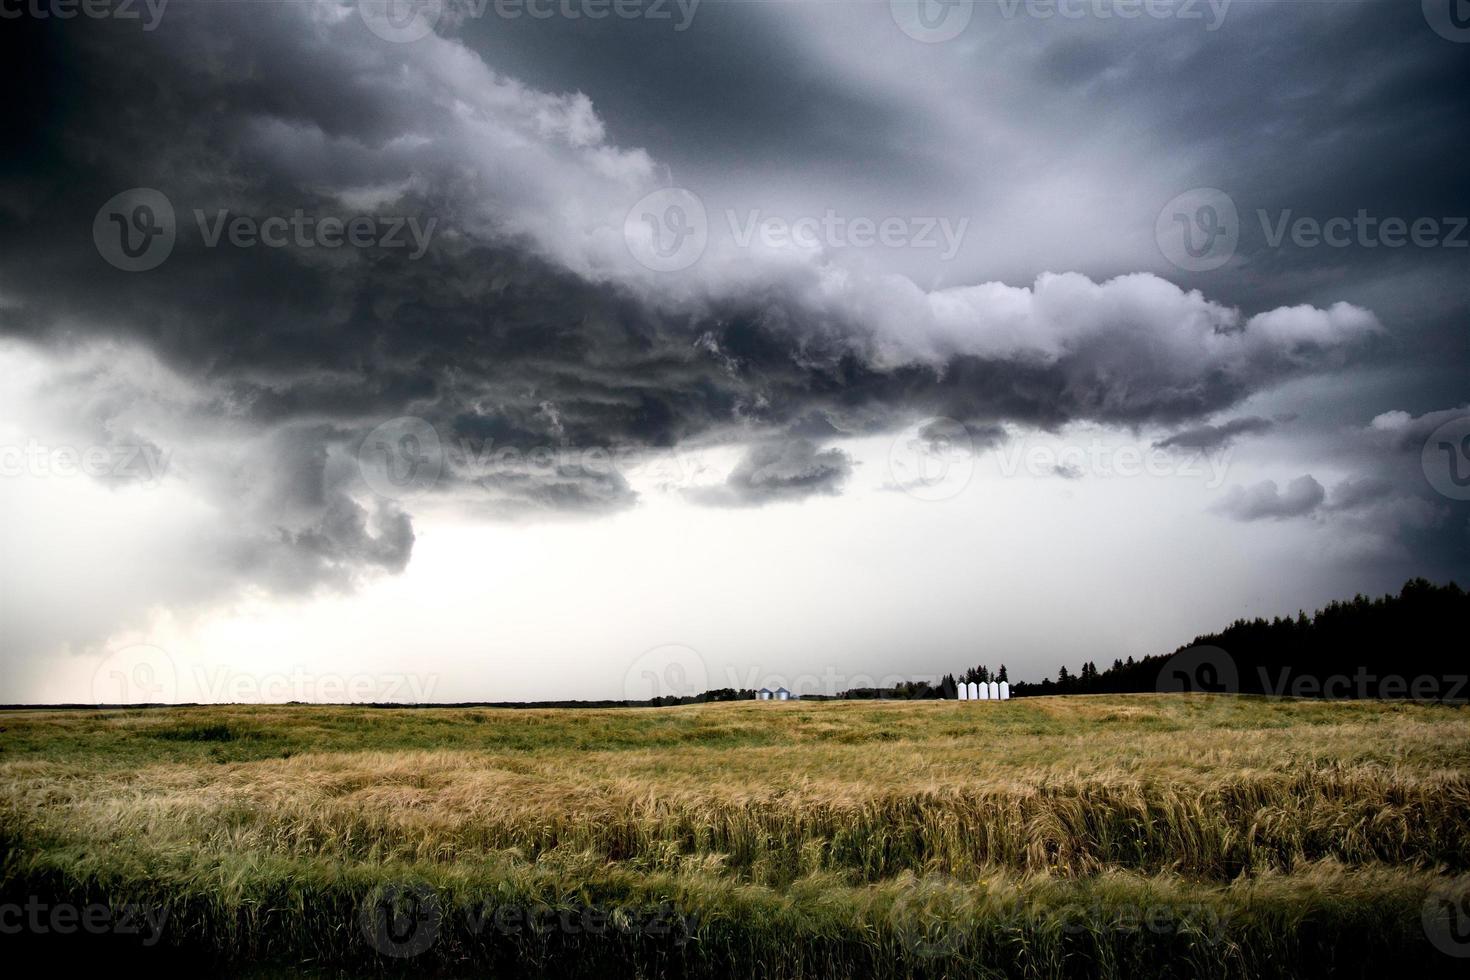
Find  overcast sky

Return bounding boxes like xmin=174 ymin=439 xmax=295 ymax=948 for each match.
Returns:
xmin=2 ymin=0 xmax=1468 ymax=703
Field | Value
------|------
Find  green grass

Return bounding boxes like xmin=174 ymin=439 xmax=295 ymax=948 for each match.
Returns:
xmin=2 ymin=695 xmax=1468 ymax=976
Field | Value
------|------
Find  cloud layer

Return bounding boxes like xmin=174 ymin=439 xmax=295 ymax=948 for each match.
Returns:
xmin=1 ymin=1 xmax=1466 ymax=666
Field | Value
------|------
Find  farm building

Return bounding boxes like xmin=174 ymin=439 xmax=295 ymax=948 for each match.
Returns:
xmin=956 ymin=681 xmax=1010 ymax=701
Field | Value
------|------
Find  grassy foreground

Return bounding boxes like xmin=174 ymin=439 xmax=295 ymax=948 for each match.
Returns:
xmin=2 ymin=695 xmax=1469 ymax=976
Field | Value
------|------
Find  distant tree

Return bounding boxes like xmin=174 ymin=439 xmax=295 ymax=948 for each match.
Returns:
xmin=940 ymin=674 xmax=959 ymax=699
xmin=1008 ymin=579 xmax=1469 ymax=702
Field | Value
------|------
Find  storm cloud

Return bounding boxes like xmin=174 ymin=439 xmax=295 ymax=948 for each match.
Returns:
xmin=2 ymin=0 xmax=1468 ymax=672
xmin=1213 ymin=475 xmax=1327 ymax=522
xmin=1155 ymin=417 xmax=1275 ymax=454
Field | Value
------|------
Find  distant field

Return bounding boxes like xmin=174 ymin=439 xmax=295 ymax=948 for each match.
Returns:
xmin=3 ymin=695 xmax=1469 ymax=977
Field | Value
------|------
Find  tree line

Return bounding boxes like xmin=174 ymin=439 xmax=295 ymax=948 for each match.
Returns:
xmin=842 ymin=578 xmax=1468 ymax=702
xmin=629 ymin=578 xmax=1468 ymax=705
xmin=1009 ymin=578 xmax=1468 ymax=700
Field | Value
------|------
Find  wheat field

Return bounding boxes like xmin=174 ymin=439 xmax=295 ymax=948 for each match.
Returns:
xmin=3 ymin=695 xmax=1469 ymax=976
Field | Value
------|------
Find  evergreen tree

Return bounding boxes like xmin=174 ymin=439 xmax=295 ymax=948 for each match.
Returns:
xmin=1004 ymin=579 xmax=1468 ymax=702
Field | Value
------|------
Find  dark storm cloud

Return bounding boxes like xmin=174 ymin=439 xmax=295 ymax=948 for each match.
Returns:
xmin=1200 ymin=401 xmax=1468 ymax=582
xmin=1365 ymin=405 xmax=1470 ymax=454
xmin=919 ymin=418 xmax=1007 ymax=453
xmin=1212 ymin=472 xmax=1400 ymax=524
xmin=0 ymin=0 xmax=1458 ymax=613
xmin=1154 ymin=416 xmax=1273 ymax=453
xmin=202 ymin=422 xmax=418 ymax=593
xmin=451 ymin=1 xmax=930 ymax=184
xmin=1016 ymin=1 xmax=1470 ymax=250
xmin=1324 ymin=476 xmax=1396 ymax=514
xmin=1213 ymin=475 xmax=1326 ymax=522
xmin=1078 ymin=0 xmax=1470 ymax=394
xmin=688 ymin=438 xmax=853 ymax=508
